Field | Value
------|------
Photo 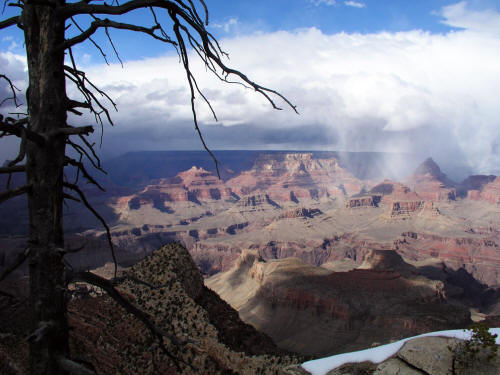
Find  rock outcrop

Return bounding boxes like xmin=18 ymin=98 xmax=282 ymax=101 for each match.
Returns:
xmin=345 ymin=195 xmax=380 ymax=208
xmin=279 ymin=208 xmax=322 ymax=219
xmin=0 ymin=243 xmax=301 ymax=374
xmin=369 ymin=180 xmax=419 ymax=204
xmin=226 ymin=153 xmax=364 ymax=202
xmin=389 ymin=200 xmax=439 ymax=217
xmin=304 ymin=335 xmax=500 ymax=375
xmin=206 ymin=250 xmax=471 ymax=357
xmin=396 ymin=231 xmax=500 ymax=288
xmin=121 ymin=166 xmax=234 ymax=210
xmin=405 ymin=158 xmax=456 ymax=201
xmin=465 ymin=176 xmax=500 ymax=204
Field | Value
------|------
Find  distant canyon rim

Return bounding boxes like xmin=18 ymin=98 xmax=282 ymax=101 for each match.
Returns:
xmin=3 ymin=150 xmax=500 ymax=287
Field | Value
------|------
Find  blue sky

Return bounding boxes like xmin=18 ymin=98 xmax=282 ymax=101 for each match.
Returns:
xmin=1 ymin=1 xmax=500 ymax=178
xmin=1 ymin=0 xmax=493 ymax=62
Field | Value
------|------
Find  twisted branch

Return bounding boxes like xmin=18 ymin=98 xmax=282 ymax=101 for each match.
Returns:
xmin=0 ymin=247 xmax=30 ymax=282
xmin=63 ymin=182 xmax=117 ymax=276
xmin=70 ymin=270 xmax=189 ymax=370
xmin=0 ymin=184 xmax=31 ymax=204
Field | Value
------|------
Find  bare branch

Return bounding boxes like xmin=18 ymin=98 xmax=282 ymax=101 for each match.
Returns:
xmin=0 ymin=165 xmax=25 ymax=174
xmin=26 ymin=320 xmax=57 ymax=343
xmin=64 ymin=241 xmax=87 ymax=254
xmin=63 ymin=192 xmax=81 ymax=202
xmin=169 ymin=11 xmax=221 ymax=177
xmin=104 ymin=26 xmax=123 ymax=67
xmin=56 ymin=125 xmax=94 ymax=136
xmin=67 ymin=138 xmax=105 ymax=174
xmin=0 ymin=15 xmax=18 ymax=30
xmin=65 ymin=49 xmax=117 ymax=128
xmin=0 ymin=120 xmax=45 ymax=146
xmin=70 ymin=270 xmax=187 ymax=347
xmin=57 ymin=357 xmax=97 ymax=375
xmin=0 ymin=74 xmax=20 ymax=107
xmin=64 ymin=0 xmax=182 ymax=18
xmin=7 ymin=125 xmax=26 ymax=167
xmin=70 ymin=16 xmax=111 ymax=64
xmin=63 ymin=182 xmax=117 ymax=276
xmin=0 ymin=184 xmax=30 ymax=204
xmin=64 ymin=156 xmax=105 ymax=191
xmin=67 ymin=99 xmax=91 ymax=110
xmin=60 ymin=17 xmax=177 ymax=50
xmin=0 ymin=247 xmax=30 ymax=282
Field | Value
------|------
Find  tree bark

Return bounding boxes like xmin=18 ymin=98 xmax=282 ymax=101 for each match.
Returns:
xmin=22 ymin=1 xmax=69 ymax=373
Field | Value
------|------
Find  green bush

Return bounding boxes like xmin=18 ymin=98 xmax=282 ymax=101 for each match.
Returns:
xmin=448 ymin=322 xmax=498 ymax=371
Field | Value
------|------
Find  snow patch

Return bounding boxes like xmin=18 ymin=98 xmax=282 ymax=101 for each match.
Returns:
xmin=302 ymin=328 xmax=500 ymax=375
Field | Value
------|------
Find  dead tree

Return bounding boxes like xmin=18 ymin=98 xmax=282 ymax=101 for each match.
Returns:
xmin=0 ymin=1 xmax=297 ymax=374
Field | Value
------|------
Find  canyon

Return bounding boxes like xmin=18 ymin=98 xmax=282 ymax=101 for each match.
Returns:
xmin=2 ymin=150 xmax=500 ymax=359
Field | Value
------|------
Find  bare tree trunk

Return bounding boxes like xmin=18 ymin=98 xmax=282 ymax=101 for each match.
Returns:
xmin=23 ymin=2 xmax=69 ymax=373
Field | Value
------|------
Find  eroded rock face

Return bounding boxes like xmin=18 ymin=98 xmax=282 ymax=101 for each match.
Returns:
xmin=121 ymin=166 xmax=234 ymax=210
xmin=67 ymin=243 xmax=299 ymax=374
xmin=396 ymin=231 xmax=500 ymax=287
xmin=279 ymin=208 xmax=323 ymax=219
xmin=345 ymin=196 xmax=380 ymax=208
xmin=226 ymin=153 xmax=363 ymax=202
xmin=405 ymin=158 xmax=457 ymax=201
xmin=234 ymin=194 xmax=282 ymax=210
xmin=206 ymin=250 xmax=471 ymax=357
xmin=465 ymin=176 xmax=500 ymax=205
xmin=458 ymin=175 xmax=496 ymax=197
xmin=389 ymin=200 xmax=440 ymax=217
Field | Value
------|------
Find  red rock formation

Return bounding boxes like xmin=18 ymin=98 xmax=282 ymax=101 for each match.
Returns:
xmin=405 ymin=158 xmax=456 ymax=201
xmin=465 ymin=176 xmax=500 ymax=204
xmin=279 ymin=207 xmax=322 ymax=219
xmin=458 ymin=175 xmax=496 ymax=197
xmin=234 ymin=193 xmax=281 ymax=210
xmin=390 ymin=201 xmax=425 ymax=217
xmin=120 ymin=166 xmax=234 ymax=209
xmin=226 ymin=153 xmax=363 ymax=202
xmin=345 ymin=195 xmax=380 ymax=208
xmin=396 ymin=231 xmax=500 ymax=286
xmin=369 ymin=180 xmax=419 ymax=205
xmin=207 ymin=251 xmax=471 ymax=356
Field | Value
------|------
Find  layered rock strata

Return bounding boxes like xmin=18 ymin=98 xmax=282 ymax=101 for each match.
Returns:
xmin=206 ymin=250 xmax=471 ymax=357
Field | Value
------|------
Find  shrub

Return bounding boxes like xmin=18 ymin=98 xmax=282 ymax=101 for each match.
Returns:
xmin=448 ymin=322 xmax=498 ymax=372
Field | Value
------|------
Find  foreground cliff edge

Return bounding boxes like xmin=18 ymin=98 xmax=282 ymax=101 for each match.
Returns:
xmin=0 ymin=243 xmax=302 ymax=374
xmin=298 ymin=328 xmax=500 ymax=375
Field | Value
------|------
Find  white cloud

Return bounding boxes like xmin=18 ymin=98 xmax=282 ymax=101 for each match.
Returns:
xmin=309 ymin=0 xmax=337 ymax=7
xmin=2 ymin=2 xmax=500 ymax=178
xmin=439 ymin=1 xmax=500 ymax=35
xmin=211 ymin=17 xmax=240 ymax=33
xmin=344 ymin=1 xmax=365 ymax=9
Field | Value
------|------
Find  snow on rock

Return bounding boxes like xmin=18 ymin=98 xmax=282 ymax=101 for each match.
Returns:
xmin=302 ymin=328 xmax=500 ymax=375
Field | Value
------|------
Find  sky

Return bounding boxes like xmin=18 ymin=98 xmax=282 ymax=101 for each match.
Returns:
xmin=1 ymin=0 xmax=500 ymax=179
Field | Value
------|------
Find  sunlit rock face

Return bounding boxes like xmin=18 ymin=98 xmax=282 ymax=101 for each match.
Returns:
xmin=206 ymin=250 xmax=471 ymax=357
xmin=122 ymin=166 xmax=234 ymax=208
xmin=226 ymin=153 xmax=364 ymax=202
